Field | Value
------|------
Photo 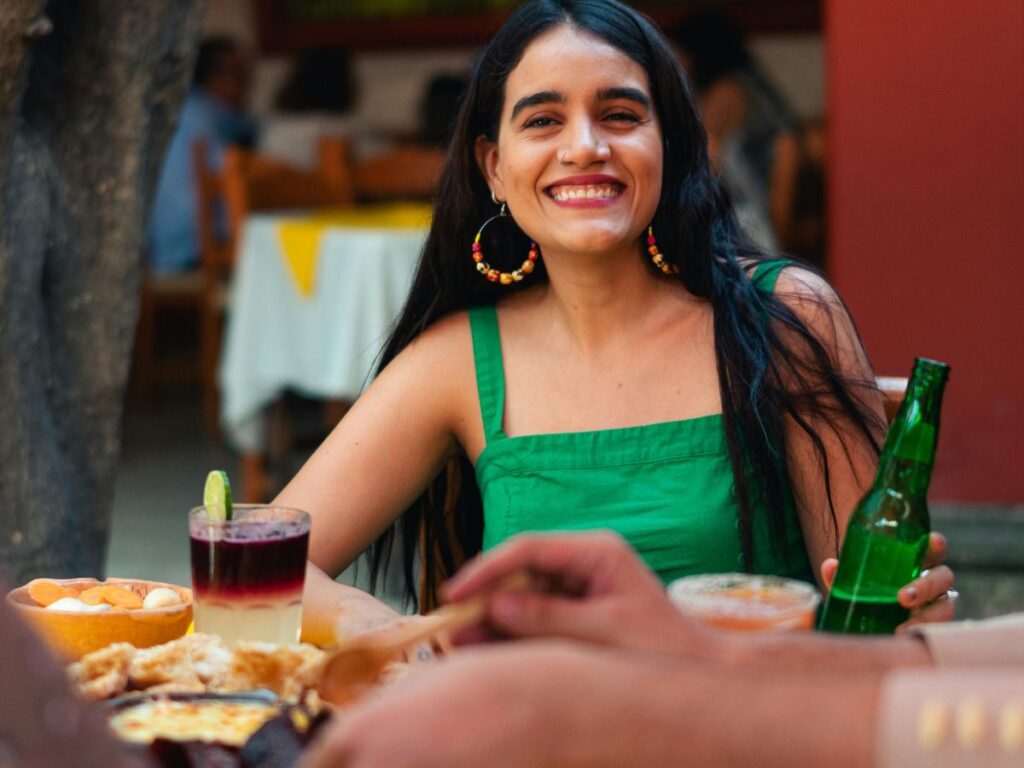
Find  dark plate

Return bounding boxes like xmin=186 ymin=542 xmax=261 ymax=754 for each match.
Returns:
xmin=105 ymin=689 xmax=280 ymax=711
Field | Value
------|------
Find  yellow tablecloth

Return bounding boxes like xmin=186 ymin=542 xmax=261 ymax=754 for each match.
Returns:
xmin=276 ymin=203 xmax=432 ymax=297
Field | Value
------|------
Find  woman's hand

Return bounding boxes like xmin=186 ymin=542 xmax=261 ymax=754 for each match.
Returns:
xmin=819 ymin=532 xmax=957 ymax=628
xmin=443 ymin=531 xmax=718 ymax=660
xmin=332 ymin=591 xmax=405 ymax=639
xmin=301 ymin=563 xmax=409 ymax=648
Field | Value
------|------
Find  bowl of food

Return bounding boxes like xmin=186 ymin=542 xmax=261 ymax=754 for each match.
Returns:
xmin=5 ymin=577 xmax=193 ymax=660
xmin=106 ymin=691 xmax=330 ymax=768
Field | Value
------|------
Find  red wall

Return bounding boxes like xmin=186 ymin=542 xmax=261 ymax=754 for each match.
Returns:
xmin=827 ymin=0 xmax=1024 ymax=502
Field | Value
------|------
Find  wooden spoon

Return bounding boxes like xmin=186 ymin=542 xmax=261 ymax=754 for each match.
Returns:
xmin=317 ymin=597 xmax=486 ymax=706
xmin=318 ymin=572 xmax=529 ymax=706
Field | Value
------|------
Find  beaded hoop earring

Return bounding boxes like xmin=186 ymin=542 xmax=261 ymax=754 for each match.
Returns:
xmin=471 ymin=203 xmax=539 ymax=285
xmin=646 ymin=226 xmax=677 ymax=274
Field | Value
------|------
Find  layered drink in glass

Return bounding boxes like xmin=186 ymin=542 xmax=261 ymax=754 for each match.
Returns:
xmin=189 ymin=504 xmax=310 ymax=645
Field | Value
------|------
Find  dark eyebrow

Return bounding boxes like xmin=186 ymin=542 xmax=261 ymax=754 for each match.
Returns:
xmin=510 ymin=90 xmax=565 ymax=120
xmin=597 ymin=86 xmax=652 ymax=110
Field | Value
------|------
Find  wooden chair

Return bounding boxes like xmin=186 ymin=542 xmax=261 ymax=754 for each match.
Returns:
xmin=221 ymin=142 xmax=355 ymax=247
xmin=133 ymin=271 xmax=204 ymax=399
xmin=876 ymin=376 xmax=908 ymax=425
xmin=317 ymin=136 xmax=358 ymax=199
xmin=193 ymin=141 xmax=235 ymax=439
xmin=352 ymin=144 xmax=445 ymax=202
xmin=133 ymin=146 xmax=215 ymax=402
xmin=218 ymin=142 xmax=356 ymax=502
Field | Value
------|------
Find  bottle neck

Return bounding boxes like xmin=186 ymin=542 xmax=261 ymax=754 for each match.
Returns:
xmin=873 ymin=368 xmax=946 ymax=498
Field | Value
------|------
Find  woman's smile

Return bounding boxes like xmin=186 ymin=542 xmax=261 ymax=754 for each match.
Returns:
xmin=545 ymin=174 xmax=625 ymax=207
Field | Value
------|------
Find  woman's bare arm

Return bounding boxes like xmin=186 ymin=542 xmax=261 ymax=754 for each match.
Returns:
xmin=772 ymin=267 xmax=886 ymax=584
xmin=274 ymin=313 xmax=477 ymax=636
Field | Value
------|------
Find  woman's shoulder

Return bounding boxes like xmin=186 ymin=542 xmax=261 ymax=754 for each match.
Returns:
xmin=371 ymin=311 xmax=478 ymax=425
xmin=775 ymin=263 xmax=836 ymax=299
xmin=407 ymin=295 xmax=544 ymax=368
xmin=774 ymin=266 xmax=849 ymax=328
xmin=746 ymin=258 xmax=839 ymax=305
xmin=755 ymin=261 xmax=859 ymax=356
xmin=402 ymin=310 xmax=475 ymax=364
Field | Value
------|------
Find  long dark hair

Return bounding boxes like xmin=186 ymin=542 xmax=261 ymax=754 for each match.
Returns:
xmin=370 ymin=0 xmax=883 ymax=610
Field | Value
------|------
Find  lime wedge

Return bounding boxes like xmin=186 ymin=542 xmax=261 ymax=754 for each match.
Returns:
xmin=204 ymin=470 xmax=233 ymax=521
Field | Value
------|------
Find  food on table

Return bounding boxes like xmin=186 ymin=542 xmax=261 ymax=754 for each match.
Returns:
xmin=110 ymin=697 xmax=280 ymax=747
xmin=28 ymin=579 xmax=76 ymax=606
xmin=47 ymin=597 xmax=112 ymax=613
xmin=143 ymin=587 xmax=184 ymax=609
xmin=68 ymin=633 xmax=327 ymax=702
xmin=221 ymin=641 xmax=326 ymax=701
xmin=25 ymin=578 xmax=179 ymax=611
xmin=72 ymin=642 xmax=137 ymax=700
xmin=7 ymin=577 xmax=194 ymax=659
xmin=127 ymin=633 xmax=234 ymax=694
xmin=78 ymin=584 xmax=144 ymax=609
xmin=111 ymin=697 xmax=331 ymax=768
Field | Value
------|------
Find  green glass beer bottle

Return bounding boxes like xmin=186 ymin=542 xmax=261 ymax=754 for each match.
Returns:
xmin=818 ymin=357 xmax=950 ymax=634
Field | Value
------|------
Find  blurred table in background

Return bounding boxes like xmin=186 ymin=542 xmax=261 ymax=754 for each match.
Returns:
xmin=220 ymin=203 xmax=430 ymax=492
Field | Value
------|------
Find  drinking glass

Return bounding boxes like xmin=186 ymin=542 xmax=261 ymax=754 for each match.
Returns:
xmin=667 ymin=573 xmax=821 ymax=632
xmin=189 ymin=504 xmax=310 ymax=645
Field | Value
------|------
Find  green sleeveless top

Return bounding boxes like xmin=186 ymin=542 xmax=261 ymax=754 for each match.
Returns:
xmin=470 ymin=260 xmax=814 ymax=585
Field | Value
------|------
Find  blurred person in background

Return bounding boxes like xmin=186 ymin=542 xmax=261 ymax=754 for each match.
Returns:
xmin=146 ymin=36 xmax=257 ymax=274
xmin=670 ymin=11 xmax=791 ymax=251
xmin=771 ymin=116 xmax=828 ymax=271
xmin=260 ymin=47 xmax=363 ymax=169
xmin=670 ymin=11 xmax=829 ymax=272
xmin=418 ymin=73 xmax=471 ymax=150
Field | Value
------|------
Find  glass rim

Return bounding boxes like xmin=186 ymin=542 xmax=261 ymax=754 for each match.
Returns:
xmin=667 ymin=572 xmax=821 ymax=619
xmin=188 ymin=504 xmax=311 ymax=526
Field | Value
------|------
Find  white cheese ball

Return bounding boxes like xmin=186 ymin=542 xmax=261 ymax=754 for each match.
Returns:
xmin=142 ymin=587 xmax=183 ymax=609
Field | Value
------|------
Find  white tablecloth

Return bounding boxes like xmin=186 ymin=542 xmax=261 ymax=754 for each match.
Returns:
xmin=220 ymin=211 xmax=426 ymax=451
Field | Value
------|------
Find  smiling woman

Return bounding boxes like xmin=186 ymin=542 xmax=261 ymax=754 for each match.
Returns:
xmin=476 ymin=28 xmax=662 ymax=261
xmin=270 ymin=0 xmax=954 ymax=635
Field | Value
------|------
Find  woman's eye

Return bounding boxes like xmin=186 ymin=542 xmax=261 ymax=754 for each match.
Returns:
xmin=605 ymin=111 xmax=640 ymax=123
xmin=523 ymin=116 xmax=557 ymax=129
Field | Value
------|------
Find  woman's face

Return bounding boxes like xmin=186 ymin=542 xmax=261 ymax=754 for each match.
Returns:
xmin=476 ymin=25 xmax=663 ymax=261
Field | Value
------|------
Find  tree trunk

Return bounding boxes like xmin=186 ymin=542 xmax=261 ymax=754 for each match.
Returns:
xmin=0 ymin=1 xmax=202 ymax=584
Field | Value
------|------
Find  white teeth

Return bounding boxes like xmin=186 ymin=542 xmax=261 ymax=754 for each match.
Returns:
xmin=550 ymin=184 xmax=621 ymax=202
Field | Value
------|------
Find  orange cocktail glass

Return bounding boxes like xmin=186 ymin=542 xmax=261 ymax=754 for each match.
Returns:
xmin=667 ymin=573 xmax=821 ymax=632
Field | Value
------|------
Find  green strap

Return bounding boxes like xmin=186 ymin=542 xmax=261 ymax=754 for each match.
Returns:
xmin=468 ymin=305 xmax=507 ymax=443
xmin=750 ymin=259 xmax=793 ymax=293
xmin=468 ymin=263 xmax=789 ymax=444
